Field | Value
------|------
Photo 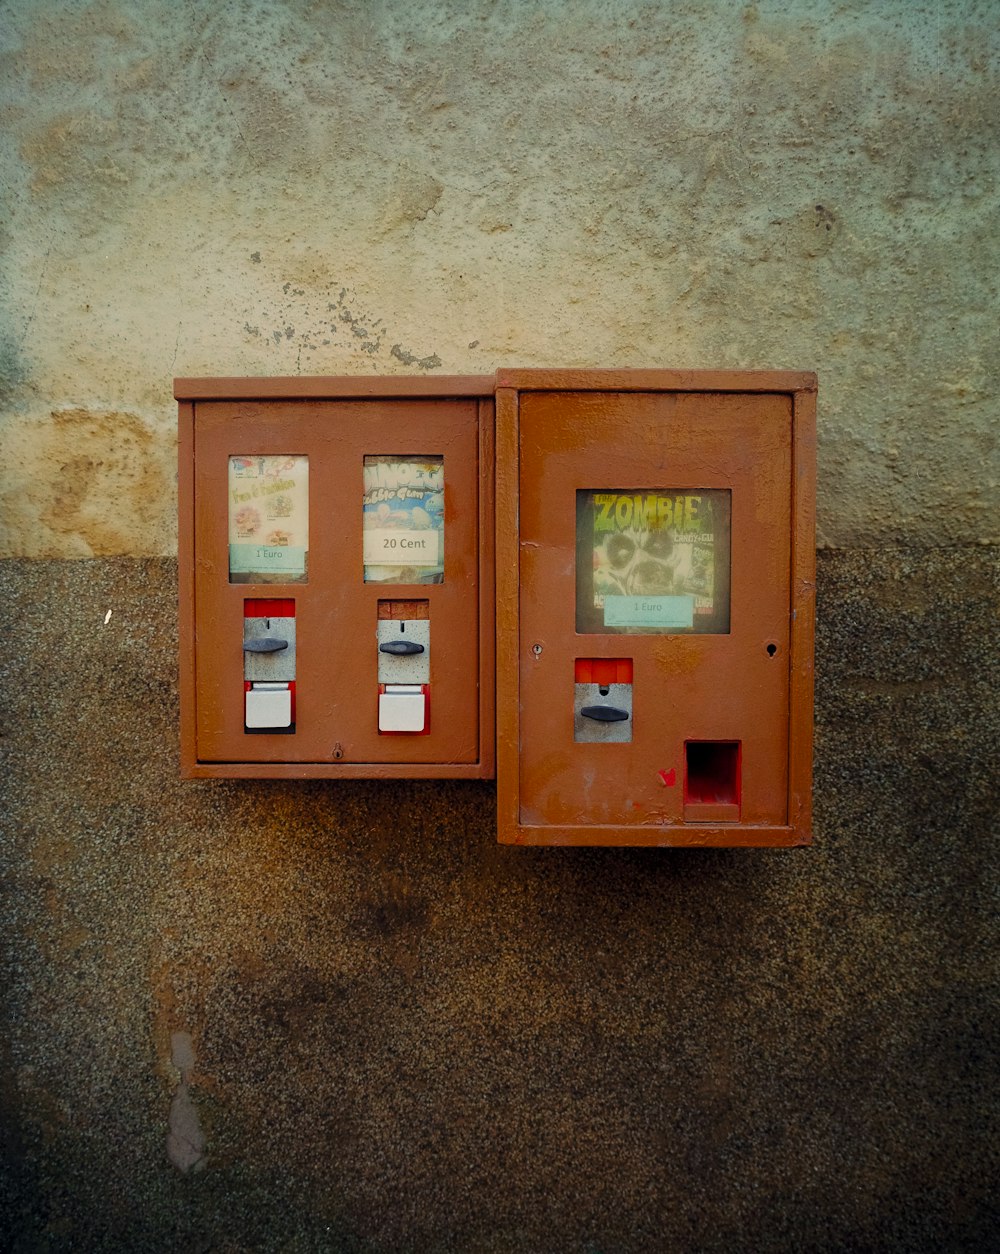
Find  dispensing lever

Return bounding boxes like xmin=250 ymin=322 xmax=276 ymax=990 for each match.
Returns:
xmin=379 ymin=640 xmax=425 ymax=655
xmin=243 ymin=637 xmax=289 ymax=653
xmin=580 ymin=705 xmax=630 ymax=722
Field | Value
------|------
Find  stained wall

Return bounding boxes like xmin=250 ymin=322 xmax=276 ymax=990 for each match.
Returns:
xmin=1 ymin=2 xmax=997 ymax=1250
xmin=1 ymin=0 xmax=997 ymax=554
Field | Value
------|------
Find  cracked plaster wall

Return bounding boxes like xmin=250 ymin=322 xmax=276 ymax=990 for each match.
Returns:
xmin=0 ymin=0 xmax=997 ymax=556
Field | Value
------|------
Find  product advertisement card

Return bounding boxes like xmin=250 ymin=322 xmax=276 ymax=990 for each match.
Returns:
xmin=228 ymin=455 xmax=309 ymax=583
xmin=363 ymin=456 xmax=444 ymax=584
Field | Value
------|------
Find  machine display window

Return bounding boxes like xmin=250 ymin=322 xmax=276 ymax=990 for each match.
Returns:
xmin=363 ymin=455 xmax=444 ymax=584
xmin=228 ymin=455 xmax=309 ymax=584
xmin=576 ymin=489 xmax=731 ymax=634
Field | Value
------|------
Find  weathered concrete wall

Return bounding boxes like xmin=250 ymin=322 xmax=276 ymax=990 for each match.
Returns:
xmin=0 ymin=549 xmax=997 ymax=1250
xmin=1 ymin=0 xmax=997 ymax=554
xmin=2 ymin=3 xmax=998 ymax=1249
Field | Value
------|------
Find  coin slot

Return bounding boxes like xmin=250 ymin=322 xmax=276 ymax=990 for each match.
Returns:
xmin=574 ymin=658 xmax=633 ymax=743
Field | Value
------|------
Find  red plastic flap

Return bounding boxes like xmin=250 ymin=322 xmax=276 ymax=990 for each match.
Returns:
xmin=244 ymin=598 xmax=296 ymax=618
xmin=574 ymin=658 xmax=634 ymax=685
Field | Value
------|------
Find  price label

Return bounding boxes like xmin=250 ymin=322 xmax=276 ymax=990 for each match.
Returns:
xmin=363 ymin=528 xmax=440 ymax=566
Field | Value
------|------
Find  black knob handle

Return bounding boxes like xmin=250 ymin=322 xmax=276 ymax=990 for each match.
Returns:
xmin=379 ymin=640 xmax=425 ymax=655
xmin=243 ymin=637 xmax=289 ymax=653
xmin=580 ymin=705 xmax=629 ymax=722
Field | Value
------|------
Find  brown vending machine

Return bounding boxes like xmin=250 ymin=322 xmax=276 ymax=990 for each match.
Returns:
xmin=177 ymin=376 xmax=495 ymax=779
xmin=495 ymin=369 xmax=816 ymax=846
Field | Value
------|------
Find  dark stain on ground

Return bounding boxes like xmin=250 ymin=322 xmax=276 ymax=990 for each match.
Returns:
xmin=358 ymin=876 xmax=431 ymax=938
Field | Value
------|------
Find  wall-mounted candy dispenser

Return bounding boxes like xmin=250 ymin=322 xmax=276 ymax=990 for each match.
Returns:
xmin=494 ymin=369 xmax=816 ymax=847
xmin=177 ymin=376 xmax=495 ymax=779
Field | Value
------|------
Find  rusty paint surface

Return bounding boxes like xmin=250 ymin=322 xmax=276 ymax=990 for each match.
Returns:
xmin=377 ymin=600 xmax=430 ymax=620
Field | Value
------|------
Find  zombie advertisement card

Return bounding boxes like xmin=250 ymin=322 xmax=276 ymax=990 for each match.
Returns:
xmin=576 ymin=489 xmax=731 ymax=634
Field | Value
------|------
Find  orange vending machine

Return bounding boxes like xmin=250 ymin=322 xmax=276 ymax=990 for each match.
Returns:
xmin=495 ymin=369 xmax=816 ymax=846
xmin=176 ymin=376 xmax=495 ymax=779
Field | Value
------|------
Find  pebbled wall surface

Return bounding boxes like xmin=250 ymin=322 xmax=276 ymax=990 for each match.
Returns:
xmin=0 ymin=549 xmax=997 ymax=1250
xmin=1 ymin=2 xmax=998 ymax=1250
